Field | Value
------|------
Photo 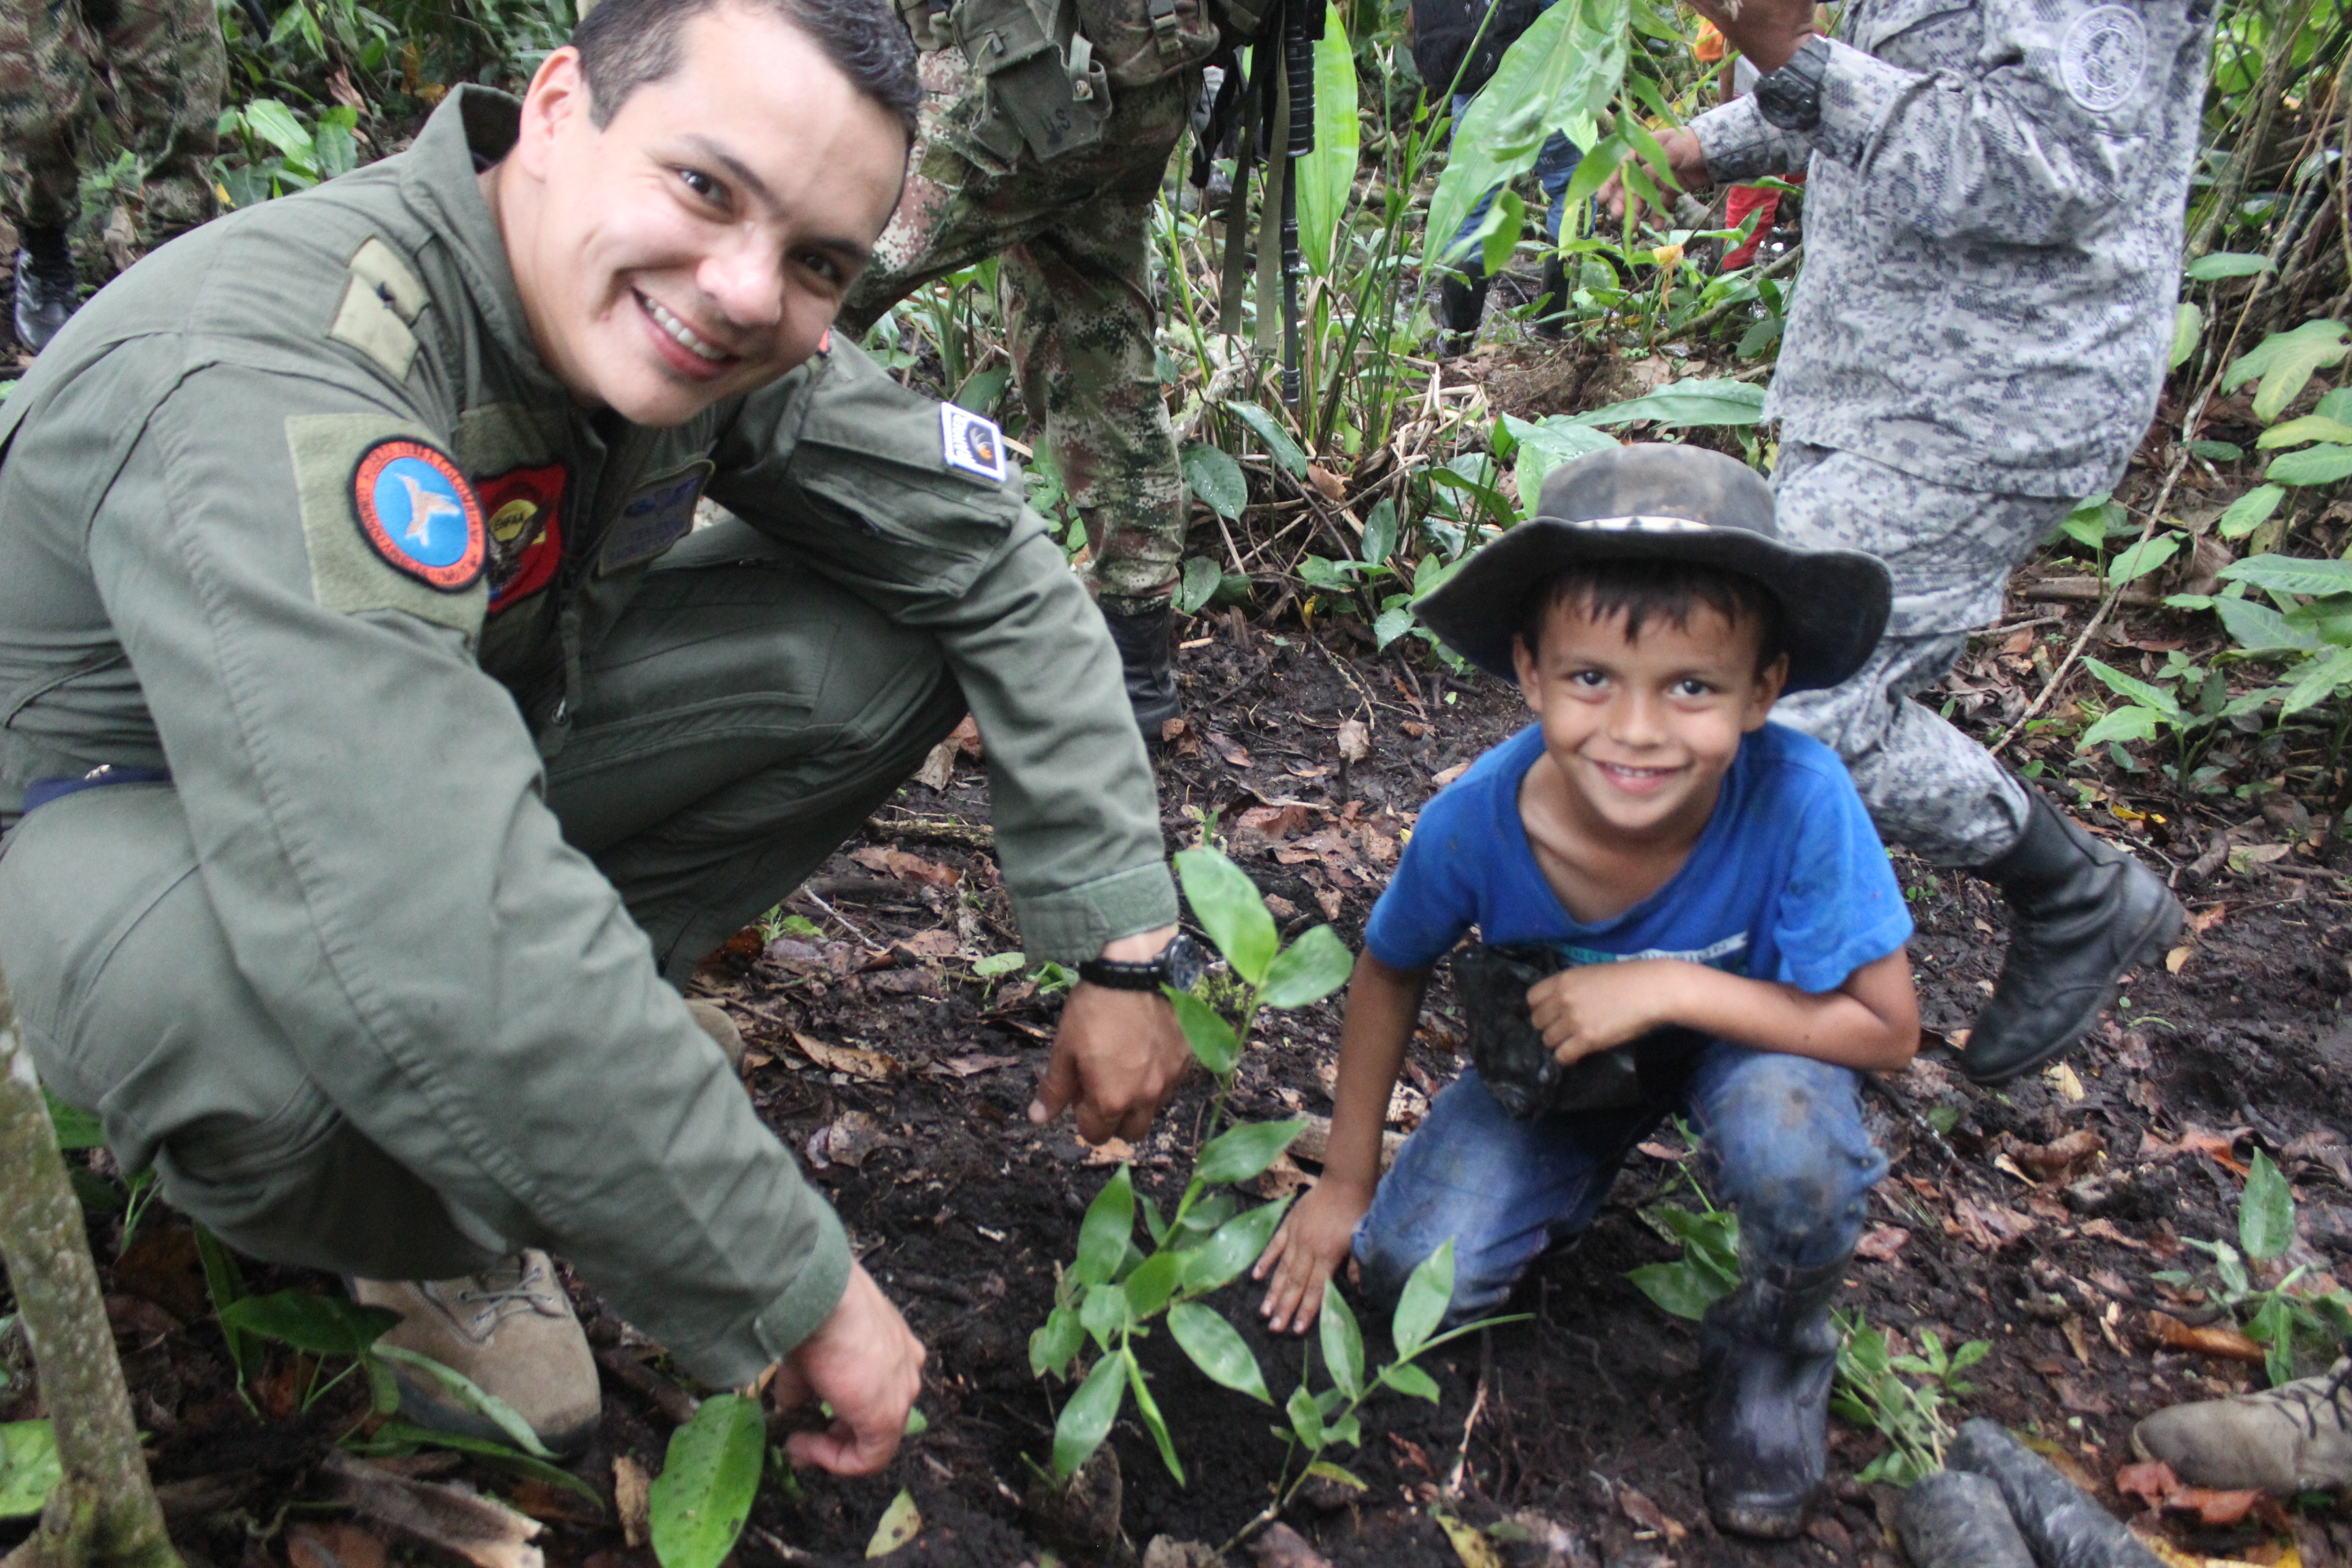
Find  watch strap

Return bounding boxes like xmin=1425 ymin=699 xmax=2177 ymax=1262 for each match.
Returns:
xmin=1077 ymin=953 xmax=1169 ymax=991
xmin=1755 ymin=34 xmax=1831 ymax=131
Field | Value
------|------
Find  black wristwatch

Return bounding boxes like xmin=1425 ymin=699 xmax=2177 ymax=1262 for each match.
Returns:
xmin=1078 ymin=933 xmax=1206 ymax=993
xmin=1754 ymin=35 xmax=1833 ymax=132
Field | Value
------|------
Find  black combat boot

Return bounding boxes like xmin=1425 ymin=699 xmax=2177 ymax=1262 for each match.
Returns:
xmin=1435 ymin=272 xmax=1488 ymax=357
xmin=1533 ymin=252 xmax=1569 ymax=340
xmin=1700 ymin=1252 xmax=1847 ymax=1539
xmin=14 ymin=227 xmax=78 ymax=353
xmin=1100 ymin=601 xmax=1182 ymax=736
xmin=1961 ymin=785 xmax=2184 ymax=1085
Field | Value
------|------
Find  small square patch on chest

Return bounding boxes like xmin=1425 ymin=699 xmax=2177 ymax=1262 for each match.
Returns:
xmin=940 ymin=403 xmax=1007 ymax=483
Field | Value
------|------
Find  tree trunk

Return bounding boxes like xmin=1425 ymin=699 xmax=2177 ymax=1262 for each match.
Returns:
xmin=0 ymin=964 xmax=180 ymax=1568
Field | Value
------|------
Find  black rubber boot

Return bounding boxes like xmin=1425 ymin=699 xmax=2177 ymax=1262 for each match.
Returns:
xmin=1533 ymin=252 xmax=1569 ymax=340
xmin=1435 ymin=272 xmax=1488 ymax=357
xmin=1100 ymin=602 xmax=1182 ymax=736
xmin=1948 ymin=1419 xmax=2168 ymax=1568
xmin=13 ymin=227 xmax=78 ymax=353
xmin=1700 ymin=1252 xmax=1848 ymax=1539
xmin=1962 ymin=785 xmax=2185 ymax=1086
xmin=1897 ymin=1471 xmax=2037 ymax=1568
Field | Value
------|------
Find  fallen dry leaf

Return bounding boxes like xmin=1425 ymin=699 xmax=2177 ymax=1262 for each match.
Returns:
xmin=930 ymin=1052 xmax=1022 ymax=1079
xmin=1306 ymin=463 xmax=1347 ymax=502
xmin=2166 ymin=1488 xmax=2264 ymax=1526
xmin=2149 ymin=1311 xmax=2266 ymax=1362
xmin=613 ymin=1455 xmax=651 ymax=1548
xmin=849 ymin=846 xmax=960 ymax=887
xmin=866 ymin=1488 xmax=923 ymax=1558
xmin=325 ymin=1453 xmax=542 ymax=1568
xmin=1432 ymin=762 xmax=1470 ymax=787
xmin=1855 ymin=1225 xmax=1911 ymax=1262
xmin=2046 ymin=1062 xmax=2087 ymax=1101
xmin=2118 ymin=1458 xmax=2180 ymax=1507
xmin=289 ymin=1524 xmax=389 ymax=1568
xmin=913 ymin=735 xmax=958 ymax=790
xmin=790 ymin=1031 xmax=900 ymax=1080
xmin=2016 ymin=1129 xmax=2107 ymax=1183
xmin=1616 ymin=1486 xmax=1686 ymax=1544
xmin=805 ymin=1111 xmax=889 ymax=1171
xmin=2189 ymin=903 xmax=2228 ymax=934
xmin=2168 ymin=943 xmax=2193 ymax=974
xmin=895 ymin=929 xmax=960 ymax=958
xmin=1950 ymin=1197 xmax=2037 ymax=1250
xmin=1433 ymin=1510 xmax=1503 ymax=1568
xmin=949 ymin=713 xmax=984 ymax=759
xmin=1083 ymin=1137 xmax=1139 ymax=1166
xmin=1337 ymin=718 xmax=1371 ymax=763
xmin=1249 ymin=1522 xmax=1336 ymax=1568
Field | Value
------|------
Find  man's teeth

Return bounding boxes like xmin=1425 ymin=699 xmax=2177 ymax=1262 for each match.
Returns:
xmin=644 ymin=296 xmax=728 ymax=361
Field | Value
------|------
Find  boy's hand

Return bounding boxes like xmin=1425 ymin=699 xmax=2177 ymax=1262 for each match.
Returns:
xmin=1529 ymin=960 xmax=1671 ymax=1064
xmin=1252 ymin=1179 xmax=1371 ymax=1335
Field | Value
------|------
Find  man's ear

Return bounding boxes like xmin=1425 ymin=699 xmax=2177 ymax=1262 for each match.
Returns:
xmin=512 ymin=45 xmax=591 ymax=178
xmin=1744 ymin=651 xmax=1791 ymax=730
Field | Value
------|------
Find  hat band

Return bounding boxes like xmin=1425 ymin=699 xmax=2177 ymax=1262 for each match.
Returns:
xmin=1552 ymin=513 xmax=1717 ymax=534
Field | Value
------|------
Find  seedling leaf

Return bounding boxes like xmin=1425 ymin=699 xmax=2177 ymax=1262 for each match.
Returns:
xmin=1053 ymin=1353 xmax=1128 ymax=1482
xmin=1168 ymin=987 xmax=1241 ymax=1075
xmin=649 ymin=1394 xmax=764 ymax=1568
xmin=1181 ymin=441 xmax=1248 ymax=520
xmin=866 ymin=1488 xmax=922 ymax=1558
xmin=1122 ymin=1249 xmax=1182 ymax=1321
xmin=1175 ymin=846 xmax=1279 ymax=985
xmin=1073 ymin=1166 xmax=1136 ymax=1287
xmin=0 ymin=1420 xmax=61 ymax=1518
xmin=1169 ymin=1302 xmax=1273 ymax=1403
xmin=2217 ymin=484 xmax=2285 ymax=540
xmin=1179 ymin=1197 xmax=1292 ymax=1294
xmin=1223 ymin=401 xmax=1309 ymax=476
xmin=1031 ymin=1306 xmax=1084 ymax=1380
xmin=2106 ymin=532 xmax=2183 ymax=587
xmin=1379 ymin=1362 xmax=1442 ymax=1402
xmin=2222 ymin=554 xmax=2352 ymax=597
xmin=372 ymin=1344 xmax=555 ymax=1458
xmin=2241 ymin=1148 xmax=2296 ymax=1260
xmin=1260 ymin=926 xmax=1354 ymax=1009
xmin=1393 ymin=1239 xmax=1457 ymax=1356
xmin=2222 ymin=319 xmax=2350 ymax=423
xmin=2268 ymin=443 xmax=2352 ymax=487
xmin=1319 ymin=1282 xmax=1365 ymax=1401
xmin=1195 ymin=1118 xmax=1307 ymax=1187
xmin=1626 ymin=1260 xmax=1734 ymax=1320
xmin=1124 ymin=1352 xmax=1186 ymax=1483
xmin=356 ymin=1420 xmax=604 ymax=1509
xmin=218 ymin=1290 xmax=402 ymax=1359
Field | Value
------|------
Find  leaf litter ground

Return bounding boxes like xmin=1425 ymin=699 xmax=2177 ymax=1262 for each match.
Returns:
xmin=10 ymin=567 xmax=2352 ymax=1568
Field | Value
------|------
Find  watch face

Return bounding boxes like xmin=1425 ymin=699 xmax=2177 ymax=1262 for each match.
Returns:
xmin=1165 ymin=934 xmax=1207 ymax=993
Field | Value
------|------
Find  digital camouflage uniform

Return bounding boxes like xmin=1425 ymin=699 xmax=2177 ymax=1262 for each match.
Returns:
xmin=840 ymin=48 xmax=1195 ymax=612
xmin=0 ymin=0 xmax=225 ymax=239
xmin=0 ymin=88 xmax=1174 ymax=1384
xmin=1690 ymin=0 xmax=2212 ymax=866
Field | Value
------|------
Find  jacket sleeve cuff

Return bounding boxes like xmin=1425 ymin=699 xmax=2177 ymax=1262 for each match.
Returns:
xmin=1691 ymin=96 xmax=1816 ymax=186
xmin=1012 ymin=861 xmax=1181 ymax=967
xmin=664 ymin=1200 xmax=851 ymax=1385
xmin=1811 ymin=37 xmax=1917 ymax=165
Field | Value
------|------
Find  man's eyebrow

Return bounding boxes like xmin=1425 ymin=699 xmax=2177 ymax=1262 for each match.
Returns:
xmin=676 ymin=134 xmax=872 ymax=269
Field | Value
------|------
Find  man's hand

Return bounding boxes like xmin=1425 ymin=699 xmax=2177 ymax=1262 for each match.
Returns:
xmin=1684 ymin=0 xmax=1818 ymax=74
xmin=768 ymin=1262 xmax=926 ymax=1475
xmin=1028 ymin=925 xmax=1192 ymax=1143
xmin=1597 ymin=128 xmax=1713 ymax=227
xmin=1253 ymin=1177 xmax=1372 ymax=1335
xmin=1526 ymin=960 xmax=1677 ymax=1066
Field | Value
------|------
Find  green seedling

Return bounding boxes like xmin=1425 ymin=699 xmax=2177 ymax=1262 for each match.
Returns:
xmin=647 ymin=1394 xmax=764 ymax=1568
xmin=1623 ymin=1130 xmax=1741 ymax=1321
xmin=2157 ymin=1147 xmax=2352 ymax=1388
xmin=1831 ymin=1311 xmax=1991 ymax=1485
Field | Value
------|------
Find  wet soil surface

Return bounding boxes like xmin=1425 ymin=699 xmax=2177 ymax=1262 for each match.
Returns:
xmin=10 ymin=589 xmax=2352 ymax=1568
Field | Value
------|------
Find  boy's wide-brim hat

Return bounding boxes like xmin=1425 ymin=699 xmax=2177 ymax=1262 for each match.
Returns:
xmin=1415 ymin=444 xmax=1891 ymax=693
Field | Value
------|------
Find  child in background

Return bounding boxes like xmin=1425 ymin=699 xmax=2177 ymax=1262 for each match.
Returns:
xmin=1252 ymin=444 xmax=1919 ymax=1539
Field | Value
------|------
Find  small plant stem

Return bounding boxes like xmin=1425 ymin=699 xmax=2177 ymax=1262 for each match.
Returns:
xmin=1674 ymin=242 xmax=1806 ymax=338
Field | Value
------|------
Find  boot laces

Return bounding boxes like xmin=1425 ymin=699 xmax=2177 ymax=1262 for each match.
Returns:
xmin=447 ymin=1258 xmax=561 ymax=1328
xmin=2261 ymin=1362 xmax=2352 ymax=1441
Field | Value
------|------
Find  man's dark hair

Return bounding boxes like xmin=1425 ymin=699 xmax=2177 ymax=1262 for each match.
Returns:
xmin=573 ymin=0 xmax=921 ymax=142
xmin=1514 ymin=557 xmax=1787 ymax=676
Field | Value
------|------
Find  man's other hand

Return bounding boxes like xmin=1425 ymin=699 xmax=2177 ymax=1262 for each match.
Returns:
xmin=1597 ymin=128 xmax=1713 ymax=227
xmin=768 ymin=1262 xmax=926 ymax=1475
xmin=1028 ymin=925 xmax=1192 ymax=1143
xmin=1684 ymin=0 xmax=1818 ymax=74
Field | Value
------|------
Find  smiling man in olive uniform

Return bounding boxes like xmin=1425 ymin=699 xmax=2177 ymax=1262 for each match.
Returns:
xmin=0 ymin=0 xmax=1194 ymax=1471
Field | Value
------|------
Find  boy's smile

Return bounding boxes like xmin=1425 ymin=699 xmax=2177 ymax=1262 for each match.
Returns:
xmin=1514 ymin=595 xmax=1787 ymax=856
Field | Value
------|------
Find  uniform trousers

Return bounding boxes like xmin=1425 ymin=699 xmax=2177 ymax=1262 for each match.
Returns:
xmin=0 ymin=523 xmax=963 ymax=1279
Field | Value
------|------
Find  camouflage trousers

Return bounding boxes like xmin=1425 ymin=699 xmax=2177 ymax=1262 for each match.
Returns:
xmin=0 ymin=0 xmax=224 ymax=237
xmin=1767 ymin=442 xmax=2074 ymax=869
xmin=841 ymin=50 xmax=1194 ymax=613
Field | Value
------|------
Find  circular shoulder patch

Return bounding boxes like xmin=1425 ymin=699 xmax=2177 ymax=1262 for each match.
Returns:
xmin=352 ymin=439 xmax=487 ymax=592
xmin=2059 ymin=5 xmax=2147 ymax=113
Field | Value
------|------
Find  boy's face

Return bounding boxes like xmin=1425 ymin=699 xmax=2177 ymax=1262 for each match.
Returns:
xmin=1512 ymin=595 xmax=1788 ymax=841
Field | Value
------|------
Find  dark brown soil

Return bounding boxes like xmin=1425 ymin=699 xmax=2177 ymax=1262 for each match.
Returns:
xmin=10 ymin=527 xmax=2352 ymax=1568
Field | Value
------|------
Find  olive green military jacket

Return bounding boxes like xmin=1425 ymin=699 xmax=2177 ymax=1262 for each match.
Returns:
xmin=0 ymin=88 xmax=1174 ymax=1382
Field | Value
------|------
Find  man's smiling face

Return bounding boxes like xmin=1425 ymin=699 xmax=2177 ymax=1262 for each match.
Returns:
xmin=497 ymin=1 xmax=908 ymax=426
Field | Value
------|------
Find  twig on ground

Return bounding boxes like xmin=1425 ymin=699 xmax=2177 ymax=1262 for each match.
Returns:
xmin=1443 ymin=1329 xmax=1494 ymax=1499
xmin=1863 ymin=1071 xmax=1959 ymax=1169
xmin=866 ymin=813 xmax=996 ymax=851
xmin=1974 ymin=615 xmax=2070 ymax=638
xmin=592 ymin=1345 xmax=700 ymax=1427
xmin=804 ymin=890 xmax=887 ymax=954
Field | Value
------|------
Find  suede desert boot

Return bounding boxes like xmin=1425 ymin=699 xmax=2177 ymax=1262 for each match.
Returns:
xmin=1961 ymin=786 xmax=2184 ymax=1085
xmin=353 ymin=1250 xmax=601 ymax=1455
xmin=1700 ymin=1253 xmax=1848 ymax=1537
xmin=686 ymin=997 xmax=746 ymax=1069
xmin=2132 ymin=1365 xmax=2352 ymax=1492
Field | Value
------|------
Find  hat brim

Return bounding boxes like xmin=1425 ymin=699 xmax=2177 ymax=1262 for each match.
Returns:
xmin=1414 ymin=521 xmax=1891 ymax=693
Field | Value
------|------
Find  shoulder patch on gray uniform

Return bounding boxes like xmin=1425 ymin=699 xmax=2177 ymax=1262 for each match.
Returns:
xmin=328 ymin=238 xmax=431 ymax=380
xmin=2059 ymin=5 xmax=2146 ymax=112
xmin=348 ymin=236 xmax=428 ymax=322
xmin=287 ymin=412 xmax=488 ymax=642
xmin=940 ymin=403 xmax=1007 ymax=482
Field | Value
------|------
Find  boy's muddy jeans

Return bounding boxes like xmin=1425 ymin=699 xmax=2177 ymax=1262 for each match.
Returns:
xmin=1354 ymin=1045 xmax=1886 ymax=1324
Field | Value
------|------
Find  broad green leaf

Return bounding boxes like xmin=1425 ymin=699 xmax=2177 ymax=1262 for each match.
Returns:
xmin=2185 ymin=250 xmax=2272 ymax=280
xmin=0 ymin=1420 xmax=60 ymax=1518
xmin=1175 ymin=556 xmax=1224 ymax=615
xmin=1052 ymin=1353 xmax=1127 ymax=1480
xmin=1652 ymin=1205 xmax=1740 ymax=1286
xmin=1172 ymin=1190 xmax=1237 ymax=1242
xmin=1168 ymin=987 xmax=1241 ymax=1075
xmin=1373 ymin=606 xmax=1416 ymax=649
xmin=2319 ymin=389 xmax=2352 ymax=423
xmin=2218 ymin=484 xmax=2286 ymax=539
xmin=41 ymin=1090 xmax=103 ymax=1151
xmin=1392 ymin=1239 xmax=1456 ymax=1357
xmin=1260 ymin=926 xmax=1354 ymax=1009
xmin=2222 ymin=320 xmax=2350 ymax=423
xmin=2282 ymin=646 xmax=2352 ymax=715
xmin=1073 ymin=1166 xmax=1135 ymax=1287
xmin=2189 ymin=440 xmax=2244 ymax=461
xmin=1305 ymin=1460 xmax=1369 ymax=1489
xmin=1425 ymin=0 xmax=1629 ymax=270
xmin=372 ymin=1345 xmax=555 ymax=1458
xmin=2059 ymin=495 xmax=2119 ymax=549
xmin=1181 ymin=442 xmax=1247 ymax=521
xmin=2171 ymin=301 xmax=2204 ymax=368
xmin=2256 ymin=415 xmax=2352 ymax=449
xmin=1380 ymin=1362 xmax=1442 ymax=1402
xmin=1224 ymin=401 xmax=1309 ymax=477
xmin=1195 ymin=1119 xmax=1307 ymax=1187
xmin=866 ymin=1488 xmax=922 ymax=1558
xmin=1299 ymin=555 xmax=1356 ymax=591
xmin=2268 ymin=443 xmax=2352 ymax=487
xmin=1168 ymin=1301 xmax=1273 ymax=1402
xmin=2286 ymin=593 xmax=2352 ymax=644
xmin=1031 ymin=1305 xmax=1084 ymax=1379
xmin=1079 ymin=1281 xmax=1130 ymax=1348
xmin=2221 ymin=554 xmax=2352 ymax=597
xmin=359 ymin=1421 xmax=603 ymax=1509
xmin=973 ymin=951 xmax=1025 ymax=978
xmin=1573 ymin=378 xmax=1767 ymax=430
xmin=2212 ymin=594 xmax=2321 ymax=653
xmin=219 ymin=1290 xmax=402 ymax=1358
xmin=2075 ymin=706 xmax=2164 ymax=749
xmin=649 ymin=1394 xmax=764 ymax=1568
xmin=2080 ymin=657 xmax=2185 ymax=720
xmin=1122 ymin=1249 xmax=1183 ymax=1321
xmin=241 ymin=99 xmax=316 ymax=161
xmin=1284 ymin=1382 xmax=1326 ymax=1446
xmin=1625 ymin=1260 xmax=1732 ymax=1320
xmin=1295 ymin=4 xmax=1359 ymax=278
xmin=1178 ymin=1196 xmax=1292 ymax=1294
xmin=1174 ymin=845 xmax=1278 ymax=985
xmin=1360 ymin=500 xmax=1399 ymax=571
xmin=1124 ymin=1352 xmax=1185 ymax=1483
xmin=1503 ymin=414 xmax=1619 ymax=514
xmin=2240 ymin=1149 xmax=2296 ymax=1261
xmin=1320 ymin=1282 xmax=1365 ymax=1401
xmin=2108 ymin=532 xmax=2184 ymax=586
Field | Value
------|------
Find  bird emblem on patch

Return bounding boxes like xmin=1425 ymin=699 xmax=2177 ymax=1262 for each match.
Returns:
xmin=941 ymin=403 xmax=1007 ymax=483
xmin=352 ymin=439 xmax=487 ymax=591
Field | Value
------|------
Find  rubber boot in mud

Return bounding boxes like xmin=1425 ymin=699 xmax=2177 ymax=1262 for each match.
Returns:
xmin=1533 ymin=252 xmax=1569 ymax=340
xmin=1961 ymin=785 xmax=2185 ymax=1085
xmin=2131 ymin=1360 xmax=2352 ymax=1492
xmin=14 ymin=229 xmax=78 ymax=353
xmin=1699 ymin=1252 xmax=1847 ymax=1538
xmin=1435 ymin=272 xmax=1488 ymax=358
xmin=1897 ymin=1469 xmax=2036 ymax=1568
xmin=1100 ymin=601 xmax=1181 ymax=736
xmin=1948 ymin=1418 xmax=2167 ymax=1568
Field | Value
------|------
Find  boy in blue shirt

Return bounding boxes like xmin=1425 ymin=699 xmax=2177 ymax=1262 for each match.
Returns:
xmin=1252 ymin=444 xmax=1919 ymax=1539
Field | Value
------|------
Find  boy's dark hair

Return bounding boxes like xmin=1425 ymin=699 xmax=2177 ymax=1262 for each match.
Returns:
xmin=1514 ymin=557 xmax=1788 ymax=674
xmin=574 ymin=0 xmax=921 ymax=142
